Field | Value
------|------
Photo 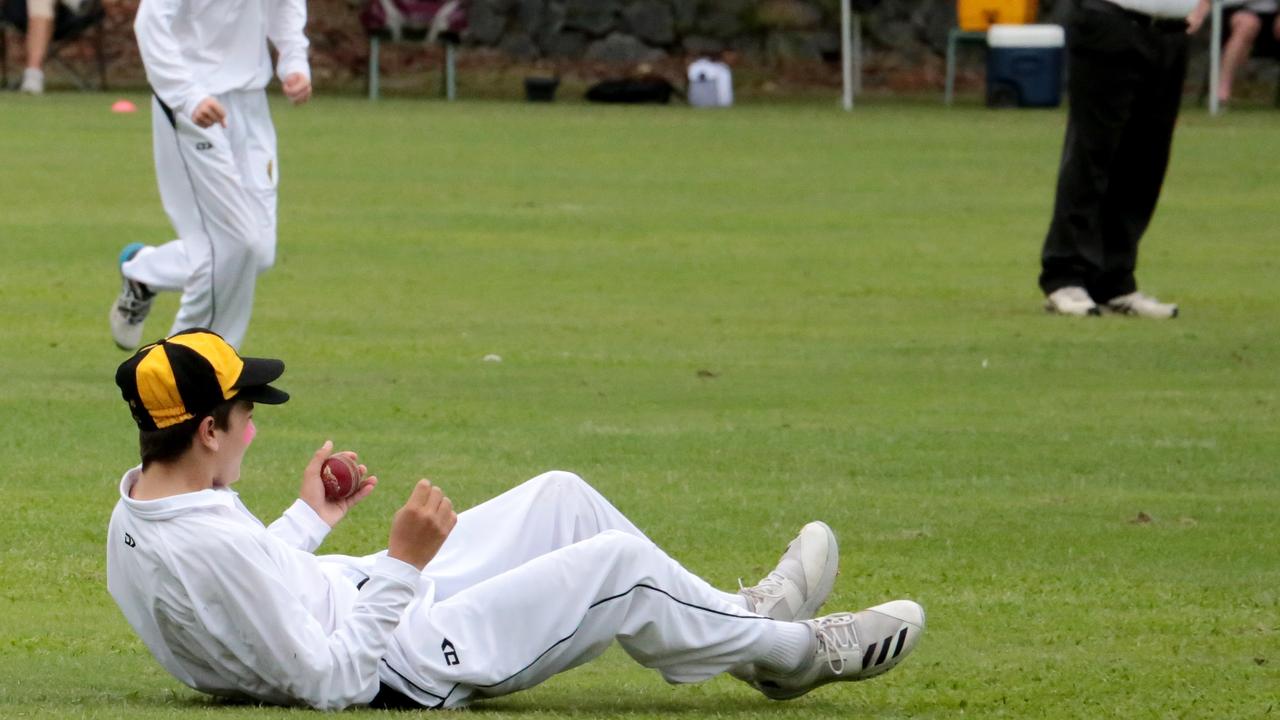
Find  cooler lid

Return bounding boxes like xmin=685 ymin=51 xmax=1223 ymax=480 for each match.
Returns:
xmin=987 ymin=24 xmax=1065 ymax=48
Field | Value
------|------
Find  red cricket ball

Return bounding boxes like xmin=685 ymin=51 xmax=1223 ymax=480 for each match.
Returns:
xmin=321 ymin=454 xmax=362 ymax=502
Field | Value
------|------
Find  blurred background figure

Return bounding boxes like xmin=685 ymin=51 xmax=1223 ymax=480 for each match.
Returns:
xmin=19 ymin=0 xmax=55 ymax=93
xmin=1194 ymin=0 xmax=1280 ymax=104
xmin=6 ymin=0 xmax=88 ymax=92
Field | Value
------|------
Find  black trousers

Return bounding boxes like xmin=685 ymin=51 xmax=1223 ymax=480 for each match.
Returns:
xmin=1039 ymin=0 xmax=1189 ymax=301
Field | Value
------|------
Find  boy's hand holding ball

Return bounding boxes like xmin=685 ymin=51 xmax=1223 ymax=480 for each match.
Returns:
xmin=301 ymin=441 xmax=376 ymax=527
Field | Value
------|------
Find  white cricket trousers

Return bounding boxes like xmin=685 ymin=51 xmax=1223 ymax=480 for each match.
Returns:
xmin=376 ymin=471 xmax=782 ymax=708
xmin=121 ymin=90 xmax=278 ymax=349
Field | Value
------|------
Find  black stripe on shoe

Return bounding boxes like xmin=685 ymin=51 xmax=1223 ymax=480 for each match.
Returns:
xmin=891 ymin=627 xmax=908 ymax=658
xmin=861 ymin=642 xmax=877 ymax=670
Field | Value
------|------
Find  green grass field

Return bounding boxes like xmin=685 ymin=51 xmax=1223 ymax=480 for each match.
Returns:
xmin=1 ymin=93 xmax=1277 ymax=719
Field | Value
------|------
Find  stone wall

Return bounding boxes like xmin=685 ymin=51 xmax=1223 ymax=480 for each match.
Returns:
xmin=457 ymin=0 xmax=1070 ymax=65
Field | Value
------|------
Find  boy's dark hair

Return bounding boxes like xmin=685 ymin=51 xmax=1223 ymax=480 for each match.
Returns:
xmin=139 ymin=399 xmax=241 ymax=468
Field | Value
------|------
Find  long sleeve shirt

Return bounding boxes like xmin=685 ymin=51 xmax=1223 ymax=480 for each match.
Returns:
xmin=133 ymin=0 xmax=310 ymax=120
xmin=106 ymin=468 xmax=426 ymax=710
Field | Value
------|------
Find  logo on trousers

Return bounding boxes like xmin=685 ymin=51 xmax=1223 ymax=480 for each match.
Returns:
xmin=124 ymin=532 xmax=136 ymax=548
xmin=195 ymin=141 xmax=213 ymax=151
xmin=441 ymin=639 xmax=460 ymax=666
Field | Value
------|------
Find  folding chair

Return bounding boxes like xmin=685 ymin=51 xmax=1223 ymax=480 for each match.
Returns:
xmin=0 ymin=0 xmax=106 ymax=90
xmin=360 ymin=0 xmax=468 ymax=101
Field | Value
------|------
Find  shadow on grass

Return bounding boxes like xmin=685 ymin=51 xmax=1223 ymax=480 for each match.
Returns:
xmin=90 ymin=688 xmax=863 ymax=718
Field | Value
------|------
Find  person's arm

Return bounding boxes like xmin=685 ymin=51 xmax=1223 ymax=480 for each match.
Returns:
xmin=268 ymin=0 xmax=312 ymax=104
xmin=1187 ymin=0 xmax=1212 ymax=34
xmin=266 ymin=499 xmax=331 ymax=552
xmin=189 ymin=480 xmax=456 ymax=710
xmin=133 ymin=0 xmax=212 ymax=121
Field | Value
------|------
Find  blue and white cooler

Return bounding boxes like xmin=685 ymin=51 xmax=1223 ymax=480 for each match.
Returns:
xmin=985 ymin=24 xmax=1065 ymax=108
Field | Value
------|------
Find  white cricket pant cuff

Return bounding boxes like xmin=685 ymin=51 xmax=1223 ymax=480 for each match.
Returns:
xmin=122 ymin=242 xmax=189 ymax=293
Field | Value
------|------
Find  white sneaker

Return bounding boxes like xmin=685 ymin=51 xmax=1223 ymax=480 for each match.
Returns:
xmin=739 ymin=521 xmax=838 ymax=621
xmin=109 ymin=243 xmax=155 ymax=350
xmin=1104 ymin=291 xmax=1178 ymax=319
xmin=751 ymin=600 xmax=926 ymax=701
xmin=1044 ymin=286 xmax=1100 ymax=316
xmin=20 ymin=68 xmax=44 ymax=95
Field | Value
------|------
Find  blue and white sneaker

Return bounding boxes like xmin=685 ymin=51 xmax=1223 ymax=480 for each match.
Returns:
xmin=109 ymin=243 xmax=155 ymax=350
xmin=750 ymin=600 xmax=926 ymax=700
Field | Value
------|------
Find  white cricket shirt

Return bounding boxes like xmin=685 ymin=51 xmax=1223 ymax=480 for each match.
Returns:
xmin=134 ymin=0 xmax=311 ymax=120
xmin=1103 ymin=0 xmax=1198 ymax=18
xmin=106 ymin=468 xmax=425 ymax=710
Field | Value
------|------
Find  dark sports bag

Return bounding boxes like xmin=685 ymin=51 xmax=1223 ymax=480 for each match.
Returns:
xmin=584 ymin=76 xmax=676 ymax=104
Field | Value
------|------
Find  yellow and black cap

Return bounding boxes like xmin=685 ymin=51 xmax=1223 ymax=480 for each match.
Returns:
xmin=115 ymin=328 xmax=289 ymax=431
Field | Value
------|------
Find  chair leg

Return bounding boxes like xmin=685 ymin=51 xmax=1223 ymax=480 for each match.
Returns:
xmin=444 ymin=42 xmax=456 ymax=101
xmin=368 ymin=35 xmax=380 ymax=101
xmin=96 ymin=19 xmax=107 ymax=90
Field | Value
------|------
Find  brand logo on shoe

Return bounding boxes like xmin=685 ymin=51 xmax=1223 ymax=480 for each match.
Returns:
xmin=196 ymin=141 xmax=213 ymax=150
xmin=441 ymin=638 xmax=459 ymax=666
xmin=861 ymin=627 xmax=909 ymax=670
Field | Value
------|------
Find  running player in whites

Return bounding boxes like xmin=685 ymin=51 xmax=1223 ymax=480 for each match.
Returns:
xmin=108 ymin=0 xmax=313 ymax=351
xmin=108 ymin=330 xmax=927 ymax=711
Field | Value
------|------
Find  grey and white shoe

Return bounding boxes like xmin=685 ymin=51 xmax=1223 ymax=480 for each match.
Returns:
xmin=19 ymin=68 xmax=44 ymax=95
xmin=1104 ymin=291 xmax=1178 ymax=319
xmin=751 ymin=600 xmax=926 ymax=701
xmin=1044 ymin=286 xmax=1100 ymax=316
xmin=739 ymin=521 xmax=838 ymax=622
xmin=109 ymin=243 xmax=155 ymax=350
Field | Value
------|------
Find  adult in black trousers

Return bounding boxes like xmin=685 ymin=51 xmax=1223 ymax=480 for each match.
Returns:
xmin=1039 ymin=0 xmax=1200 ymax=318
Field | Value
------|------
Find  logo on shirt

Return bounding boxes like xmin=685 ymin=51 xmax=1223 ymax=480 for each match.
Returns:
xmin=441 ymin=638 xmax=459 ymax=666
xmin=196 ymin=141 xmax=213 ymax=151
xmin=124 ymin=532 xmax=136 ymax=548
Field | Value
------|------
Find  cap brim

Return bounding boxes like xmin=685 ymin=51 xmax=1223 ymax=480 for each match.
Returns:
xmin=236 ymin=383 xmax=290 ymax=405
xmin=233 ymin=357 xmax=288 ymax=405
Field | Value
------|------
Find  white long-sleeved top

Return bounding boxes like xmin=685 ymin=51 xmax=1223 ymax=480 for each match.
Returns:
xmin=106 ymin=468 xmax=426 ymax=710
xmin=133 ymin=0 xmax=310 ymax=121
xmin=1105 ymin=0 xmax=1198 ymax=18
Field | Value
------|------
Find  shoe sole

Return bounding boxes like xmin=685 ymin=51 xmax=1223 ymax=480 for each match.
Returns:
xmin=1044 ymin=302 xmax=1100 ymax=317
xmin=1100 ymin=304 xmax=1178 ymax=319
xmin=111 ymin=243 xmax=149 ymax=350
xmin=109 ymin=300 xmax=139 ymax=351
xmin=795 ymin=521 xmax=839 ymax=621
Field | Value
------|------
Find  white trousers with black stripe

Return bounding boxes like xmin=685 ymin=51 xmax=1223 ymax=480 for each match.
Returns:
xmin=121 ymin=90 xmax=278 ymax=349
xmin=375 ymin=472 xmax=781 ymax=708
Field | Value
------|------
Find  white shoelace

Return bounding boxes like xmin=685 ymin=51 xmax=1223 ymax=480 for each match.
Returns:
xmin=738 ymin=572 xmax=787 ymax=610
xmin=811 ymin=614 xmax=859 ymax=676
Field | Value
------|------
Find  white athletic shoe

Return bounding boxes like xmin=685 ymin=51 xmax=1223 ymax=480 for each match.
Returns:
xmin=739 ymin=521 xmax=839 ymax=621
xmin=109 ymin=243 xmax=155 ymax=351
xmin=1104 ymin=291 xmax=1178 ymax=319
xmin=750 ymin=600 xmax=926 ymax=701
xmin=1044 ymin=286 xmax=1100 ymax=316
xmin=20 ymin=68 xmax=44 ymax=95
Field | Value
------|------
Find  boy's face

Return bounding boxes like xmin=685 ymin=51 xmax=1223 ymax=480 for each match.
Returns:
xmin=211 ymin=401 xmax=255 ymax=488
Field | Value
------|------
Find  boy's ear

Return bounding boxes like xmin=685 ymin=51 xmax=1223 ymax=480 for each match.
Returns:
xmin=195 ymin=415 xmax=219 ymax=451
